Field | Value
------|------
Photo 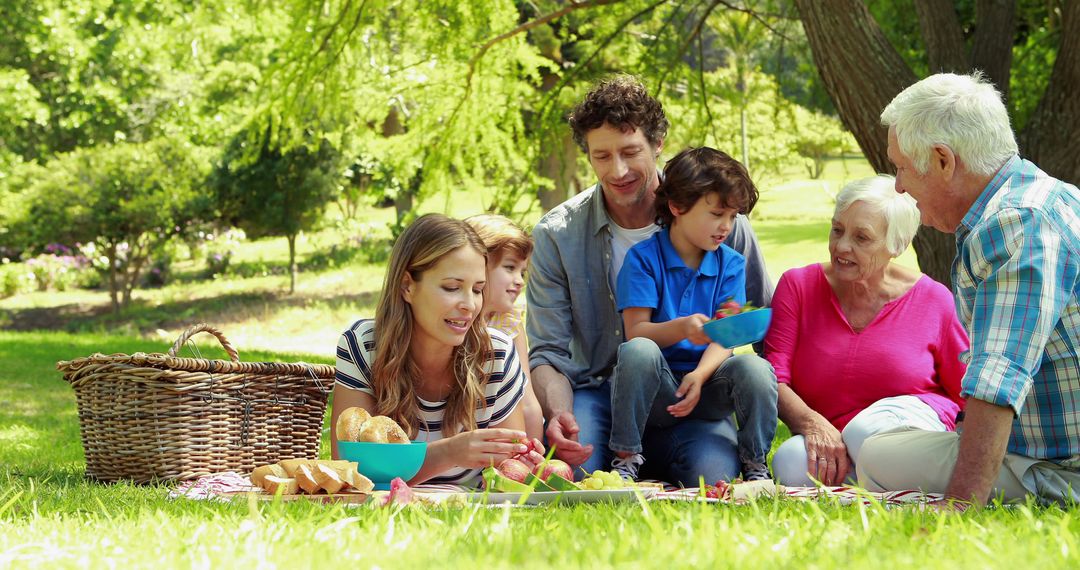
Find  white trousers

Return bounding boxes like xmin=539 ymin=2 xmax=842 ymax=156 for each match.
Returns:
xmin=772 ymin=395 xmax=947 ymax=486
xmin=857 ymin=427 xmax=1080 ymax=505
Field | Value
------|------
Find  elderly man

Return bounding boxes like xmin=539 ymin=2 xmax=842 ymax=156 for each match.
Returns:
xmin=857 ymin=72 xmax=1080 ymax=507
xmin=526 ymin=75 xmax=773 ymax=484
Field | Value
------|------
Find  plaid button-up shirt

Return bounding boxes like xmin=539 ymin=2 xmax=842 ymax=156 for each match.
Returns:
xmin=954 ymin=155 xmax=1080 ymax=466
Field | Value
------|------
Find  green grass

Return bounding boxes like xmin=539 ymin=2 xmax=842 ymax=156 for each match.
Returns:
xmin=2 ymin=329 xmax=1078 ymax=568
xmin=4 ymin=157 xmax=1078 ymax=568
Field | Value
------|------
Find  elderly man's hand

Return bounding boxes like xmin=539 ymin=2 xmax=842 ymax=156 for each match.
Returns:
xmin=545 ymin=411 xmax=594 ymax=466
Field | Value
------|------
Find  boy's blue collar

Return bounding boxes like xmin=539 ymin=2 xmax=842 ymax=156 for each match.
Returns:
xmin=657 ymin=227 xmax=720 ymax=276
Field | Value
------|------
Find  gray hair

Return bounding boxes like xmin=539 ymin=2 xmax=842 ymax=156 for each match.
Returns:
xmin=881 ymin=72 xmax=1017 ymax=177
xmin=834 ymin=175 xmax=920 ymax=257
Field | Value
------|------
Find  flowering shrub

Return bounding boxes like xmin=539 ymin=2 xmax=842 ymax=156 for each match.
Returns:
xmin=203 ymin=228 xmax=246 ymax=277
xmin=0 ymin=262 xmax=32 ymax=297
xmin=25 ymin=244 xmax=92 ymax=292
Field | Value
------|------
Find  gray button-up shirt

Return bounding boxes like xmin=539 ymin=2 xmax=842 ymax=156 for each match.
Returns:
xmin=526 ymin=183 xmax=773 ymax=389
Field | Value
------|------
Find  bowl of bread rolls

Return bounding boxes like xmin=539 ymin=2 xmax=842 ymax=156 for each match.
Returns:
xmin=336 ymin=406 xmax=426 ymax=490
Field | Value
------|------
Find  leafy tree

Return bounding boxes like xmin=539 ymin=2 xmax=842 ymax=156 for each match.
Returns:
xmin=794 ymin=0 xmax=1078 ymax=286
xmin=14 ymin=139 xmax=210 ymax=312
xmin=212 ymin=122 xmax=344 ymax=294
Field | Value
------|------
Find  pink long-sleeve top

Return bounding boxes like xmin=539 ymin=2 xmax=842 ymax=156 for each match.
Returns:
xmin=764 ymin=264 xmax=968 ymax=431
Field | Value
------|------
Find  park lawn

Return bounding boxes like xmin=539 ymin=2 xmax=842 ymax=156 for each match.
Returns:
xmin=3 ymin=333 xmax=1080 ymax=569
xmin=4 ymin=156 xmax=1077 ymax=567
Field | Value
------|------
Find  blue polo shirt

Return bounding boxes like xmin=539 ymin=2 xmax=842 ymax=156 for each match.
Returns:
xmin=616 ymin=227 xmax=747 ymax=372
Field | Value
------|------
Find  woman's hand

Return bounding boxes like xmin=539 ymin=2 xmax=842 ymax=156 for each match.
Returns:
xmin=448 ymin=428 xmax=529 ymax=469
xmin=802 ymin=419 xmax=851 ymax=486
xmin=515 ymin=438 xmax=547 ymax=471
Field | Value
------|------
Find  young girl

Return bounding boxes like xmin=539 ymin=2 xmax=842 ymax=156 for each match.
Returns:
xmin=464 ymin=214 xmax=544 ymax=441
xmin=331 ymin=214 xmax=543 ymax=486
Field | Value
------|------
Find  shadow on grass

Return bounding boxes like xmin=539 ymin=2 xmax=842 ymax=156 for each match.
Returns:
xmin=1 ymin=288 xmax=379 ymax=335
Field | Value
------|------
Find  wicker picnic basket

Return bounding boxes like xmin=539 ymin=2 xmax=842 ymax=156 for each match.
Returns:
xmin=56 ymin=323 xmax=335 ymax=484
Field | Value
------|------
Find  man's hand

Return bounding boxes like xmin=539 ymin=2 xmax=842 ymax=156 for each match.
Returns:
xmin=943 ymin=398 xmax=1014 ymax=506
xmin=925 ymin=497 xmax=973 ymax=512
xmin=545 ymin=411 xmax=594 ymax=465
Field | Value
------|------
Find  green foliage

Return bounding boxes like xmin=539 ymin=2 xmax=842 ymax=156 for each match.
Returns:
xmin=788 ymin=107 xmax=858 ymax=180
xmin=14 ymin=138 xmax=211 ymax=311
xmin=213 ymin=122 xmax=345 ymax=292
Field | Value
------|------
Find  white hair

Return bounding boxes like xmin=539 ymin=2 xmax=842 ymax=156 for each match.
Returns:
xmin=834 ymin=175 xmax=920 ymax=256
xmin=881 ymin=72 xmax=1017 ymax=176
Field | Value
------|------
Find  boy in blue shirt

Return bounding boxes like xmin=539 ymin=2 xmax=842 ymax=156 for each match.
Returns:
xmin=611 ymin=147 xmax=778 ymax=481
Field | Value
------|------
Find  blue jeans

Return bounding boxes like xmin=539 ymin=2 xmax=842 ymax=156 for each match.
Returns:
xmin=609 ymin=337 xmax=778 ymax=476
xmin=573 ymin=381 xmax=741 ymax=485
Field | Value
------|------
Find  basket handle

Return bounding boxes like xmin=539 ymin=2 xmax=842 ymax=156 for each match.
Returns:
xmin=168 ymin=323 xmax=240 ymax=362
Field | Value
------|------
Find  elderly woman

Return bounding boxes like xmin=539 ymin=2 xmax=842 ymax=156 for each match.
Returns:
xmin=764 ymin=175 xmax=968 ymax=486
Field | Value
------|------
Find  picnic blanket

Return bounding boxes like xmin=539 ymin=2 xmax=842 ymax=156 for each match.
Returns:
xmin=169 ymin=472 xmax=944 ymax=507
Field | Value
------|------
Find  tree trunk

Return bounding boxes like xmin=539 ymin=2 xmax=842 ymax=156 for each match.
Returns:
xmin=537 ymin=130 xmax=580 ymax=211
xmin=793 ymin=0 xmax=917 ymax=175
xmin=106 ymin=242 xmax=120 ymax=314
xmin=913 ymin=0 xmax=968 ymax=73
xmin=795 ymin=1 xmax=958 ymax=287
xmin=970 ymin=0 xmax=1016 ymax=100
xmin=287 ymin=233 xmax=297 ymax=294
xmin=1018 ymin=0 xmax=1080 ymax=185
xmin=536 ymin=66 xmax=582 ymax=211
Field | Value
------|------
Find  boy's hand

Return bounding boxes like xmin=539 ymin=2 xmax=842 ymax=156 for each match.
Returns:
xmin=668 ymin=373 xmax=705 ymax=417
xmin=681 ymin=314 xmax=712 ymax=345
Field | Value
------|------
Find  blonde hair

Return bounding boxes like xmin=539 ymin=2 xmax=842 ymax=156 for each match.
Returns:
xmin=372 ymin=213 xmax=492 ymax=437
xmin=464 ymin=214 xmax=533 ymax=262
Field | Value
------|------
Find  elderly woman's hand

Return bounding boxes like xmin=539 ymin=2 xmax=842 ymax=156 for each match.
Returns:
xmin=802 ymin=419 xmax=851 ymax=486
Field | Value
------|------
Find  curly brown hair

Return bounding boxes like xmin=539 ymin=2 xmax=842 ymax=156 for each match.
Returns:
xmin=568 ymin=75 xmax=669 ymax=153
xmin=655 ymin=147 xmax=758 ymax=227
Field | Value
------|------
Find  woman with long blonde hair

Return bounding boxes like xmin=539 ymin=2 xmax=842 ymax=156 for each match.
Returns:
xmin=331 ymin=214 xmax=542 ymax=486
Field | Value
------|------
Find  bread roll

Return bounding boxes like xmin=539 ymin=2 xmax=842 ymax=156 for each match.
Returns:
xmin=250 ymin=464 xmax=287 ymax=487
xmin=262 ymin=475 xmax=299 ymax=495
xmin=358 ymin=415 xmax=410 ymax=444
xmin=335 ymin=407 xmax=372 ymax=442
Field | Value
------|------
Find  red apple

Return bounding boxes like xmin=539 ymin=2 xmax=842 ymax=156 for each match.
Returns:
xmin=497 ymin=458 xmax=532 ymax=483
xmin=534 ymin=459 xmax=573 ymax=481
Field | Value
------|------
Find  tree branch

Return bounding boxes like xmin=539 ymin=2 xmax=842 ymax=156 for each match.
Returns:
xmin=714 ymin=0 xmax=792 ymax=40
xmin=655 ymin=0 xmax=724 ymax=94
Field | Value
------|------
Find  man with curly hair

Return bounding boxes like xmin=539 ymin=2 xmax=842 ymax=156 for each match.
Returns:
xmin=526 ymin=75 xmax=773 ymax=484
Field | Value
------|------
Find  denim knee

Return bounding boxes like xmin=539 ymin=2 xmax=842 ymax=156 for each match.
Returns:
xmin=724 ymin=355 xmax=778 ymax=397
xmin=617 ymin=337 xmax=664 ymax=370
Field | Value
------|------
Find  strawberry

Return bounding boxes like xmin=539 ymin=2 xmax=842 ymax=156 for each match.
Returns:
xmin=720 ymin=300 xmax=741 ymax=312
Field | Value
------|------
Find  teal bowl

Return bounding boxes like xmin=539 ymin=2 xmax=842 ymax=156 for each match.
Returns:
xmin=703 ymin=308 xmax=773 ymax=348
xmin=338 ymin=441 xmax=427 ymax=490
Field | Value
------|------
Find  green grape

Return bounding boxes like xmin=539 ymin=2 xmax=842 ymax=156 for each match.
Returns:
xmin=583 ymin=477 xmax=604 ymax=490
